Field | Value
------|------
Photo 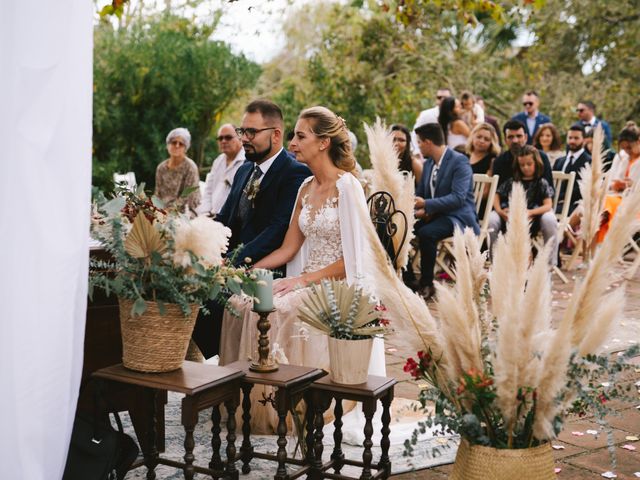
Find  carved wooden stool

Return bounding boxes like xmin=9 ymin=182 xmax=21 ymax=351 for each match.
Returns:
xmin=225 ymin=360 xmax=326 ymax=480
xmin=93 ymin=361 xmax=244 ymax=480
xmin=308 ymin=375 xmax=397 ymax=480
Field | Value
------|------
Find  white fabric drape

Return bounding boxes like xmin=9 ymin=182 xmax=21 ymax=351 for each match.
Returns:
xmin=0 ymin=2 xmax=93 ymax=479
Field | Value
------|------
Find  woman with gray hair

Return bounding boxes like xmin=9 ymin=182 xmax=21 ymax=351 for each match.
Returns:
xmin=154 ymin=127 xmax=201 ymax=214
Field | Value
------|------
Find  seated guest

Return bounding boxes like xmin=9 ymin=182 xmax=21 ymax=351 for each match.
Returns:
xmin=595 ymin=124 xmax=640 ymax=242
xmin=414 ymin=123 xmax=479 ymax=300
xmin=489 ymin=120 xmax=558 ymax=264
xmin=196 ymin=123 xmax=245 ymax=217
xmin=438 ymin=96 xmax=471 ymax=150
xmin=460 ymin=90 xmax=485 ymax=128
xmin=491 ymin=145 xmax=555 ymax=247
xmin=511 ymin=90 xmax=551 ymax=144
xmin=466 ymin=122 xmax=500 ymax=175
xmin=391 ymin=124 xmax=423 ymax=185
xmin=553 ymin=125 xmax=591 ymax=214
xmin=533 ymin=123 xmax=564 ymax=167
xmin=574 ymin=100 xmax=612 ymax=149
xmin=475 ymin=95 xmax=502 ymax=146
xmin=155 ymin=127 xmax=201 ymax=214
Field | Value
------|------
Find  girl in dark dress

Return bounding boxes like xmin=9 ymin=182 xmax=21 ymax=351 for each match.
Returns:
xmin=493 ymin=145 xmax=554 ymax=237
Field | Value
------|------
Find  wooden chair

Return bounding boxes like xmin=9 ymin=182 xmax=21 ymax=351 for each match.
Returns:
xmin=532 ymin=170 xmax=575 ymax=283
xmin=367 ymin=191 xmax=408 ymax=271
xmin=434 ymin=174 xmax=499 ymax=280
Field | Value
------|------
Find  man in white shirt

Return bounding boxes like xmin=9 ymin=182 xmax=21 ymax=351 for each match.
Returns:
xmin=197 ymin=124 xmax=246 ymax=216
xmin=412 ymin=87 xmax=452 ymax=152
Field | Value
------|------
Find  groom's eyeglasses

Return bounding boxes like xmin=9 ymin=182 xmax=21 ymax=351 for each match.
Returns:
xmin=235 ymin=127 xmax=276 ymax=140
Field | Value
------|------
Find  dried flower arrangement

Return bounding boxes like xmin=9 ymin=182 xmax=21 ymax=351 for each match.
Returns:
xmin=89 ymin=185 xmax=257 ymax=316
xmin=296 ymin=279 xmax=390 ymax=340
xmin=404 ymin=183 xmax=640 ymax=455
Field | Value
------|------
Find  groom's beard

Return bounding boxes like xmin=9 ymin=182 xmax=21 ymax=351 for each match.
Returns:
xmin=244 ymin=139 xmax=272 ymax=163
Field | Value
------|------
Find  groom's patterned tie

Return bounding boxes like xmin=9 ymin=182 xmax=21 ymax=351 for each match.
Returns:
xmin=237 ymin=165 xmax=263 ymax=227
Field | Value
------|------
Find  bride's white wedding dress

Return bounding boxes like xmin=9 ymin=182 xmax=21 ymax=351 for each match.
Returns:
xmin=220 ymin=173 xmax=435 ymax=444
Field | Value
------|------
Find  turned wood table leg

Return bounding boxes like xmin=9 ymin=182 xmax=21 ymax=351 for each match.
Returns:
xmin=379 ymin=392 xmax=392 ymax=478
xmin=240 ymin=383 xmax=253 ymax=474
xmin=360 ymin=399 xmax=376 ymax=480
xmin=311 ymin=394 xmax=328 ymax=479
xmin=210 ymin=405 xmax=224 ymax=471
xmin=331 ymin=398 xmax=345 ymax=474
xmin=143 ymin=388 xmax=159 ymax=480
xmin=274 ymin=390 xmax=289 ymax=480
xmin=304 ymin=391 xmax=316 ymax=467
xmin=182 ymin=421 xmax=196 ymax=480
xmin=224 ymin=398 xmax=239 ymax=480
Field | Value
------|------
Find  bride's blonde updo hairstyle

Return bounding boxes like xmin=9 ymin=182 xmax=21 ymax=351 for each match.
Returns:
xmin=298 ymin=106 xmax=356 ymax=172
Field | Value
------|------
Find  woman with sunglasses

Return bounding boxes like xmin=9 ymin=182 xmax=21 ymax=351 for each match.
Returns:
xmin=154 ymin=127 xmax=201 ymax=214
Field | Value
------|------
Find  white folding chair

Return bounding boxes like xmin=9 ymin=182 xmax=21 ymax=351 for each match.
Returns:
xmin=532 ymin=171 xmax=575 ymax=283
xmin=435 ymin=174 xmax=499 ymax=280
xmin=113 ymin=171 xmax=137 ymax=191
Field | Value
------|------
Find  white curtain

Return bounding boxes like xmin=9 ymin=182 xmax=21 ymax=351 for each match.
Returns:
xmin=0 ymin=1 xmax=92 ymax=479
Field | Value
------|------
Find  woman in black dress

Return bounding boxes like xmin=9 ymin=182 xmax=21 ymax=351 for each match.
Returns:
xmin=466 ymin=122 xmax=500 ymax=176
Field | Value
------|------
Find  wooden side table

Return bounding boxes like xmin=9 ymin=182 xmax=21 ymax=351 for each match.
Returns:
xmin=225 ymin=360 xmax=326 ymax=480
xmin=308 ymin=375 xmax=397 ymax=480
xmin=93 ymin=361 xmax=244 ymax=480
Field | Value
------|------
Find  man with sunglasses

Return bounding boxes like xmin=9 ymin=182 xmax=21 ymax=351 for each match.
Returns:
xmin=197 ymin=123 xmax=245 ymax=216
xmin=511 ymin=90 xmax=551 ymax=145
xmin=573 ymin=100 xmax=612 ymax=149
xmin=193 ymin=99 xmax=310 ymax=358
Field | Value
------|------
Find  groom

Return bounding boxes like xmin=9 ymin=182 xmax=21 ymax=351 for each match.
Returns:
xmin=193 ymin=99 xmax=311 ymax=358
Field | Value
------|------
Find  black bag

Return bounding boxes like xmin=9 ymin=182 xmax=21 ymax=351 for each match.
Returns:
xmin=62 ymin=410 xmax=139 ymax=480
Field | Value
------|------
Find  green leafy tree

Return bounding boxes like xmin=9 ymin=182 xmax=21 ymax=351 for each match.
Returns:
xmin=93 ymin=14 xmax=260 ymax=190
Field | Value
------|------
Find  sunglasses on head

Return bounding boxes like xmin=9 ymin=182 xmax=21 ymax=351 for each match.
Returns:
xmin=217 ymin=135 xmax=235 ymax=142
xmin=522 ymin=101 xmax=534 ymax=107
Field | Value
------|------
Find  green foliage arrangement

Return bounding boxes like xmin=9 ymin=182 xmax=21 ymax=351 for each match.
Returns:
xmin=89 ymin=185 xmax=257 ymax=317
xmin=92 ymin=14 xmax=260 ymax=190
xmin=296 ymin=279 xmax=390 ymax=340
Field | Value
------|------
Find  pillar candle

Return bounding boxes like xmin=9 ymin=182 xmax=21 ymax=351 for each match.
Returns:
xmin=253 ymin=268 xmax=273 ymax=312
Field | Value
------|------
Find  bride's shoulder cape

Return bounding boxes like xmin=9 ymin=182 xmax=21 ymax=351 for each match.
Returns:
xmin=286 ymin=173 xmax=368 ymax=285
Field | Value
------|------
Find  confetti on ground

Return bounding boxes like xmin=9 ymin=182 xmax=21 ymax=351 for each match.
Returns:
xmin=572 ymin=431 xmax=585 ymax=436
xmin=601 ymin=382 xmax=611 ymax=387
xmin=626 ymin=436 xmax=639 ymax=441
xmin=601 ymin=472 xmax=617 ymax=479
xmin=612 ymin=338 xmax=621 ymax=343
xmin=586 ymin=429 xmax=599 ymax=435
xmin=552 ymin=445 xmax=565 ymax=450
xmin=386 ymin=347 xmax=397 ymax=353
xmin=554 ymin=467 xmax=562 ymax=474
xmin=621 ymin=444 xmax=637 ymax=451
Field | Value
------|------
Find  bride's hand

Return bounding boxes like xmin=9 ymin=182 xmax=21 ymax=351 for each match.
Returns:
xmin=273 ymin=276 xmax=306 ymax=296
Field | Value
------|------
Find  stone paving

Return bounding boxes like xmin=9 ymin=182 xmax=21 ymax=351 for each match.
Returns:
xmin=388 ymin=257 xmax=640 ymax=479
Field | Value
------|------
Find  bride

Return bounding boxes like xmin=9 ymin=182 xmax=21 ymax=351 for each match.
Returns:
xmin=220 ymin=106 xmax=440 ymax=442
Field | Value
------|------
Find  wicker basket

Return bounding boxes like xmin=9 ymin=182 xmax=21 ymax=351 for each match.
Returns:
xmin=118 ymin=298 xmax=199 ymax=373
xmin=450 ymin=439 xmax=555 ymax=480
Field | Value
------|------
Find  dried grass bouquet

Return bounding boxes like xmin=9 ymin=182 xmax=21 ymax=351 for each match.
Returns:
xmin=404 ymin=183 xmax=640 ymax=453
xmin=297 ymin=279 xmax=390 ymax=340
xmin=89 ymin=185 xmax=257 ymax=316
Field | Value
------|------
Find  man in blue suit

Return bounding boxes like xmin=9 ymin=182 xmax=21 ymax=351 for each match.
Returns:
xmin=194 ymin=99 xmax=310 ymax=358
xmin=511 ymin=90 xmax=551 ymax=145
xmin=414 ymin=123 xmax=479 ymax=300
xmin=574 ymin=100 xmax=612 ymax=150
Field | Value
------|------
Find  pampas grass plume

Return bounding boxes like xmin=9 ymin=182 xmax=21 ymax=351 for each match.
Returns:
xmin=173 ymin=217 xmax=231 ymax=268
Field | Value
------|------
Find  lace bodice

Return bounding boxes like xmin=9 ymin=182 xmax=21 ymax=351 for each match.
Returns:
xmin=298 ymin=193 xmax=342 ymax=273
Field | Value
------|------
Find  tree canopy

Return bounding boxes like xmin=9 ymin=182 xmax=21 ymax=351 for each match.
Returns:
xmin=92 ymin=13 xmax=260 ymax=190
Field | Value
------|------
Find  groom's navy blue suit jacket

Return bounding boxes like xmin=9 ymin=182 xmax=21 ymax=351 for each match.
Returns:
xmin=217 ymin=148 xmax=311 ymax=265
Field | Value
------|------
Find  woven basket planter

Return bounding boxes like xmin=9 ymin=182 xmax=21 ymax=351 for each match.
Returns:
xmin=327 ymin=337 xmax=373 ymax=384
xmin=450 ymin=439 xmax=555 ymax=480
xmin=119 ymin=298 xmax=199 ymax=373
